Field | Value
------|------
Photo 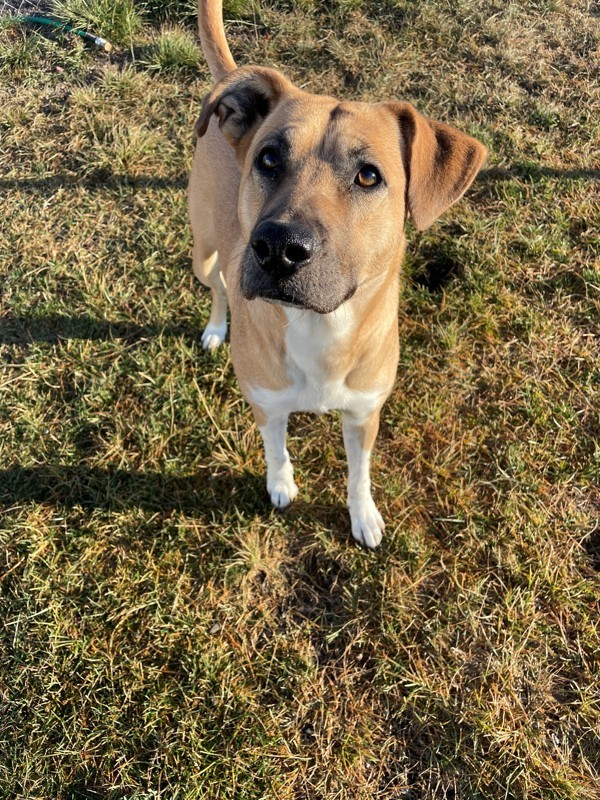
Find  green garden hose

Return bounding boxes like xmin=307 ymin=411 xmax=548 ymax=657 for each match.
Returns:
xmin=16 ymin=14 xmax=112 ymax=50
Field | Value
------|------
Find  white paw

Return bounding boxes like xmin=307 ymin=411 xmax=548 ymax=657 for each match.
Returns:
xmin=349 ymin=497 xmax=385 ymax=549
xmin=268 ymin=476 xmax=299 ymax=509
xmin=201 ymin=323 xmax=227 ymax=351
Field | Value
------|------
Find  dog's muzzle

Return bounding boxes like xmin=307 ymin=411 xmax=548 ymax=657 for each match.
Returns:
xmin=240 ymin=219 xmax=356 ymax=314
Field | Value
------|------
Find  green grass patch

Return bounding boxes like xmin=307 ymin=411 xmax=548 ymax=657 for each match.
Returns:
xmin=51 ymin=0 xmax=144 ymax=46
xmin=144 ymin=0 xmax=197 ymax=25
xmin=142 ymin=26 xmax=200 ymax=73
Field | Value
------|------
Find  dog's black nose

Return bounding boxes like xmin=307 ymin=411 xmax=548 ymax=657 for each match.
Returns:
xmin=251 ymin=221 xmax=316 ymax=277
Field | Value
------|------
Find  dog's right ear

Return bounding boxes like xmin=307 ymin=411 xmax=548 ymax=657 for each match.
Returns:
xmin=388 ymin=102 xmax=487 ymax=231
xmin=195 ymin=66 xmax=292 ymax=150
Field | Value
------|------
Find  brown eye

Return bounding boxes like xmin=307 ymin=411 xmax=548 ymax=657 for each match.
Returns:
xmin=259 ymin=148 xmax=280 ymax=170
xmin=355 ymin=165 xmax=381 ymax=188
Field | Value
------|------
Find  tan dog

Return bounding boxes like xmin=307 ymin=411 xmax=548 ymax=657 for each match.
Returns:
xmin=189 ymin=0 xmax=487 ymax=548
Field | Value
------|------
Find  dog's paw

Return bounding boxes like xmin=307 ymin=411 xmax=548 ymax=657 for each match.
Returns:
xmin=268 ymin=476 xmax=299 ymax=509
xmin=201 ymin=323 xmax=227 ymax=351
xmin=349 ymin=498 xmax=385 ymax=549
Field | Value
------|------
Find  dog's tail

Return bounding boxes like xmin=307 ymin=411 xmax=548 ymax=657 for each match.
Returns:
xmin=198 ymin=0 xmax=237 ymax=81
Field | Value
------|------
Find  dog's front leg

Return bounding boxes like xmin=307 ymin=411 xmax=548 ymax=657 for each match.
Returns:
xmin=342 ymin=408 xmax=385 ymax=549
xmin=258 ymin=413 xmax=299 ymax=509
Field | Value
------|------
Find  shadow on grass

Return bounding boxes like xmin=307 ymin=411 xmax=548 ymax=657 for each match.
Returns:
xmin=0 ymin=312 xmax=203 ymax=345
xmin=478 ymin=164 xmax=600 ymax=182
xmin=0 ymin=464 xmax=352 ymax=545
xmin=0 ymin=172 xmax=188 ymax=193
xmin=409 ymin=243 xmax=465 ymax=293
xmin=0 ymin=463 xmax=269 ymax=515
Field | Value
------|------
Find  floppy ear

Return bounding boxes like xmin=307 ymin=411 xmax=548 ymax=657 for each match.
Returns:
xmin=195 ymin=65 xmax=292 ymax=149
xmin=388 ymin=102 xmax=487 ymax=231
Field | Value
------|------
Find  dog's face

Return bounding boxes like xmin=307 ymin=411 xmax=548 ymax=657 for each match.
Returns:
xmin=197 ymin=67 xmax=487 ymax=314
xmin=235 ymin=98 xmax=409 ymax=313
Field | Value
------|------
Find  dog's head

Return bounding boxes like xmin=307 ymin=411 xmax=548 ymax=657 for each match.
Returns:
xmin=196 ymin=66 xmax=487 ymax=314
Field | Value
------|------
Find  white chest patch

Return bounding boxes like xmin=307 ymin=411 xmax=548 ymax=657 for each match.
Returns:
xmin=248 ymin=306 xmax=385 ymax=420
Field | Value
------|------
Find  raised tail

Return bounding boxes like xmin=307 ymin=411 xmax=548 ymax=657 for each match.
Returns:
xmin=198 ymin=0 xmax=237 ymax=81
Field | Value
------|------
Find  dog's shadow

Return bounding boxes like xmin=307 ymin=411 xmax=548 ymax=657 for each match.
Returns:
xmin=0 ymin=312 xmax=204 ymax=347
xmin=0 ymin=463 xmax=258 ymax=515
xmin=0 ymin=462 xmax=352 ymax=540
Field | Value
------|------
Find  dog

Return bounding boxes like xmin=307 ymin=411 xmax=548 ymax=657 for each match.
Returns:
xmin=189 ymin=0 xmax=487 ymax=548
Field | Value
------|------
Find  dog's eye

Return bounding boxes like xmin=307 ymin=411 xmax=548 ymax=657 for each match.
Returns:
xmin=258 ymin=148 xmax=280 ymax=170
xmin=355 ymin=165 xmax=382 ymax=188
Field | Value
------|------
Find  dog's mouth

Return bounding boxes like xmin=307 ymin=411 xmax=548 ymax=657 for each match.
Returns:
xmin=247 ymin=285 xmax=322 ymax=313
xmin=245 ymin=280 xmax=356 ymax=315
xmin=262 ymin=295 xmax=307 ymax=310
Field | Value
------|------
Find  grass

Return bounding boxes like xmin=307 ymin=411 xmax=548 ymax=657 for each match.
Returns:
xmin=51 ymin=0 xmax=144 ymax=46
xmin=141 ymin=26 xmax=200 ymax=73
xmin=0 ymin=0 xmax=599 ymax=798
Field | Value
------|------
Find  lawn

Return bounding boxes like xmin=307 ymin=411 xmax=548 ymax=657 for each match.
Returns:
xmin=0 ymin=1 xmax=598 ymax=798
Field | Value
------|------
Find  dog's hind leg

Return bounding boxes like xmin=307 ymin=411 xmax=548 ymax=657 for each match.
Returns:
xmin=192 ymin=240 xmax=228 ymax=352
xmin=189 ymin=137 xmax=229 ymax=351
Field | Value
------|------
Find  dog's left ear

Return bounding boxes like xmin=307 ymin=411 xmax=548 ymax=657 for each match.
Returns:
xmin=388 ymin=102 xmax=487 ymax=230
xmin=196 ymin=66 xmax=292 ymax=150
